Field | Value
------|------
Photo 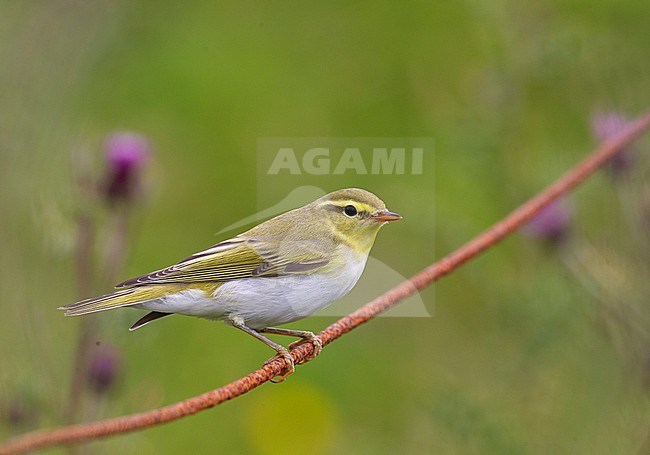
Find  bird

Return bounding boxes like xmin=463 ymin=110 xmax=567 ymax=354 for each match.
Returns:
xmin=59 ymin=188 xmax=401 ymax=380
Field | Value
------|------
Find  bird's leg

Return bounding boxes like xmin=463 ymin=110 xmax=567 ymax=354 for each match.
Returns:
xmin=230 ymin=318 xmax=294 ymax=382
xmin=257 ymin=327 xmax=323 ymax=363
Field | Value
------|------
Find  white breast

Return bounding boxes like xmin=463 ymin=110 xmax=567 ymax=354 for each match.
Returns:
xmin=215 ymin=249 xmax=367 ymax=328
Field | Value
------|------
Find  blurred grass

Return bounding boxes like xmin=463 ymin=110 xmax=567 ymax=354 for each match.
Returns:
xmin=1 ymin=1 xmax=650 ymax=453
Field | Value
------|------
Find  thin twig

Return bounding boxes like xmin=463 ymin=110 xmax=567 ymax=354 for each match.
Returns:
xmin=2 ymin=109 xmax=650 ymax=454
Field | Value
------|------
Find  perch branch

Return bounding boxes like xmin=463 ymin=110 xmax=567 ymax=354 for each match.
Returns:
xmin=2 ymin=109 xmax=650 ymax=454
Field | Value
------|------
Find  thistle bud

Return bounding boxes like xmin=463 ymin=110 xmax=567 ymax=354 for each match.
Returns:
xmin=87 ymin=344 xmax=121 ymax=394
xmin=522 ymin=200 xmax=572 ymax=246
xmin=2 ymin=397 xmax=36 ymax=429
xmin=590 ymin=112 xmax=634 ymax=178
xmin=103 ymin=132 xmax=150 ymax=204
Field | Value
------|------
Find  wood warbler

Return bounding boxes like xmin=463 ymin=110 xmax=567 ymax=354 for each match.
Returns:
xmin=60 ymin=188 xmax=401 ymax=379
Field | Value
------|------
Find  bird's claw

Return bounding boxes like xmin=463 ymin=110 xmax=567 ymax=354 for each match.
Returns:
xmin=289 ymin=334 xmax=323 ymax=364
xmin=263 ymin=332 xmax=323 ymax=382
xmin=265 ymin=350 xmax=295 ymax=383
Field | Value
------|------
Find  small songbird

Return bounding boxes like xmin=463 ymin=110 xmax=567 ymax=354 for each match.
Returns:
xmin=59 ymin=188 xmax=401 ymax=379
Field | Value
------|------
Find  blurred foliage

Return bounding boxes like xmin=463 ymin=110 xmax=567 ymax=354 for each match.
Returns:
xmin=1 ymin=1 xmax=649 ymax=453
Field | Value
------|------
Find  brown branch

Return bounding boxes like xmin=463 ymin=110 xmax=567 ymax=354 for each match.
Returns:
xmin=3 ymin=109 xmax=650 ymax=454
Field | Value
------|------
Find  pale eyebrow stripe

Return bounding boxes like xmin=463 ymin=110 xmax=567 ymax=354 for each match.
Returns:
xmin=318 ymin=200 xmax=374 ymax=218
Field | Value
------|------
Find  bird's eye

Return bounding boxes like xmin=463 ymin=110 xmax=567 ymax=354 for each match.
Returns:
xmin=344 ymin=205 xmax=358 ymax=217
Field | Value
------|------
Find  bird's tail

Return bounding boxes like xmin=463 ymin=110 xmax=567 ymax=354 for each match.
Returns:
xmin=59 ymin=286 xmax=170 ymax=316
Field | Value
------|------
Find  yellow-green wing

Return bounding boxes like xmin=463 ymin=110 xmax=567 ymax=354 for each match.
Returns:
xmin=115 ymin=236 xmax=329 ymax=288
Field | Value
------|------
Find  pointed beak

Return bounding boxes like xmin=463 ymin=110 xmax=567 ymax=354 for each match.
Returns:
xmin=371 ymin=209 xmax=402 ymax=223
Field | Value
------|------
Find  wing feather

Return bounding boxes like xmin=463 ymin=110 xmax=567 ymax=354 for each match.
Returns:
xmin=115 ymin=235 xmax=331 ymax=288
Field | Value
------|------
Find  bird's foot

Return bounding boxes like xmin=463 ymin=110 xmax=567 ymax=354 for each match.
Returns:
xmin=289 ymin=332 xmax=323 ymax=364
xmin=264 ymin=349 xmax=295 ymax=383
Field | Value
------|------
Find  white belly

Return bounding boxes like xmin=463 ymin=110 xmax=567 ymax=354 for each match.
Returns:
xmin=138 ymin=251 xmax=368 ymax=329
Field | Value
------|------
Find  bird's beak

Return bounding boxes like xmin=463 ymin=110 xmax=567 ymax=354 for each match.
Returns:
xmin=371 ymin=209 xmax=402 ymax=223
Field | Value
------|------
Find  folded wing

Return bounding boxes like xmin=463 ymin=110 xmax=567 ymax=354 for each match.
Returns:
xmin=115 ymin=236 xmax=331 ymax=288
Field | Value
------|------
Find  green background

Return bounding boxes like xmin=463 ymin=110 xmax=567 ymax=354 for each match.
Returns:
xmin=1 ymin=1 xmax=649 ymax=453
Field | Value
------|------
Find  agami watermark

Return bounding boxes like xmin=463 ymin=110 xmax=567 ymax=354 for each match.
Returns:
xmin=267 ymin=146 xmax=424 ymax=175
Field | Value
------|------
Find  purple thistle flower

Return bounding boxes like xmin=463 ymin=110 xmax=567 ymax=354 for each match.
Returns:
xmin=522 ymin=199 xmax=572 ymax=246
xmin=590 ymin=112 xmax=634 ymax=177
xmin=87 ymin=344 xmax=121 ymax=394
xmin=103 ymin=132 xmax=151 ymax=204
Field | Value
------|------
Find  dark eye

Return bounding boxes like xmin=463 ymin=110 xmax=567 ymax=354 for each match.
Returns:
xmin=344 ymin=205 xmax=358 ymax=217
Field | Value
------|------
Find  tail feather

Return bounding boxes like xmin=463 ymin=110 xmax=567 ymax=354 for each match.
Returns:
xmin=59 ymin=286 xmax=170 ymax=316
